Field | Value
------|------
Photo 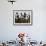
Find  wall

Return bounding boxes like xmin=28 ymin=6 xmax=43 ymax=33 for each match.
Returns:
xmin=0 ymin=0 xmax=46 ymax=42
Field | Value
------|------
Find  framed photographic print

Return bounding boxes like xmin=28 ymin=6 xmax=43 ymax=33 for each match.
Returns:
xmin=13 ymin=10 xmax=33 ymax=25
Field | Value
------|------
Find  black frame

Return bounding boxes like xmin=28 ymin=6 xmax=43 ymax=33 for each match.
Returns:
xmin=13 ymin=10 xmax=33 ymax=26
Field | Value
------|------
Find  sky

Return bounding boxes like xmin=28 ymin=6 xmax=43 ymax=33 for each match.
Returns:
xmin=0 ymin=0 xmax=46 ymax=42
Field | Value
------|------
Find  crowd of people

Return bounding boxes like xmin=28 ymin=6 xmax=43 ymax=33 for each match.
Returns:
xmin=15 ymin=12 xmax=30 ymax=23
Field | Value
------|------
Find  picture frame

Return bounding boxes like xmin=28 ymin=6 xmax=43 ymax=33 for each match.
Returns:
xmin=13 ymin=10 xmax=33 ymax=25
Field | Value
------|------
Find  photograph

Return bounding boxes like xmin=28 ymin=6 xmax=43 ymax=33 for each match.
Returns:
xmin=13 ymin=10 xmax=32 ymax=25
xmin=0 ymin=0 xmax=46 ymax=46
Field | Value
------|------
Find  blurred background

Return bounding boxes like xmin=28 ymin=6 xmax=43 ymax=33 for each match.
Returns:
xmin=0 ymin=0 xmax=46 ymax=42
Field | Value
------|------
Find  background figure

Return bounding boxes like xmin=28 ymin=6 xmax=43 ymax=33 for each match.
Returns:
xmin=16 ymin=12 xmax=19 ymax=19
xmin=20 ymin=12 xmax=24 ymax=19
xmin=15 ymin=12 xmax=19 ymax=23
xmin=23 ymin=12 xmax=26 ymax=18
